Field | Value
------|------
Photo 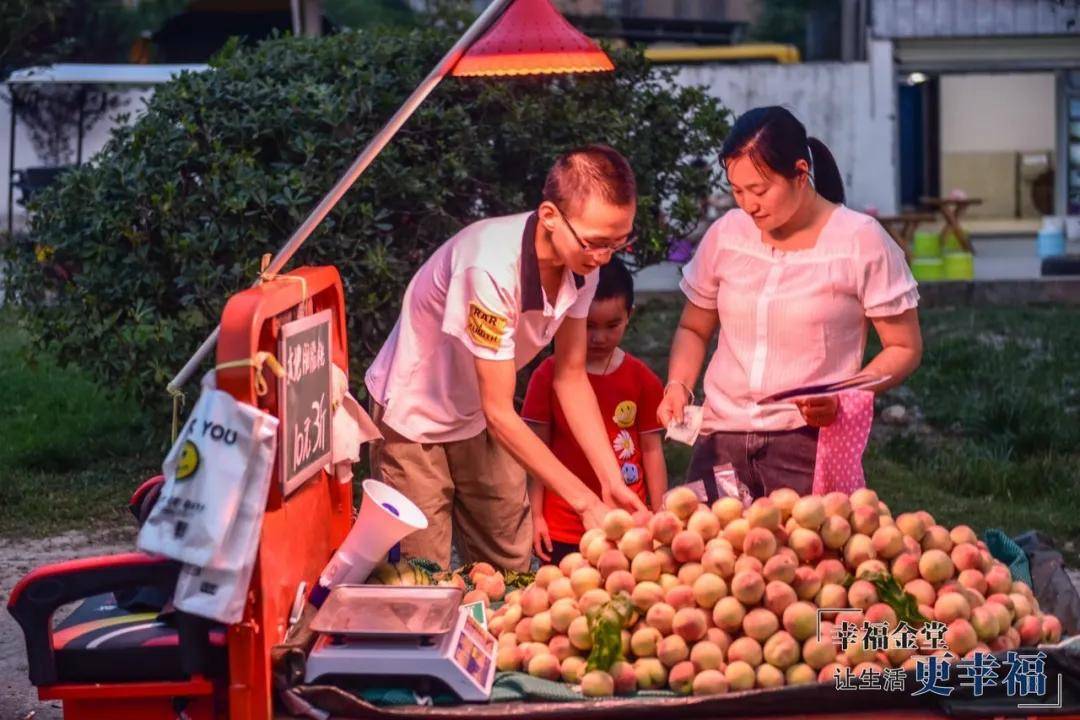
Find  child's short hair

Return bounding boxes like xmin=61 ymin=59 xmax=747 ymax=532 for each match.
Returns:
xmin=595 ymin=256 xmax=634 ymax=313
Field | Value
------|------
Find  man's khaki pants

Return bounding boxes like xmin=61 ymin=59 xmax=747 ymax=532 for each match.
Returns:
xmin=370 ymin=405 xmax=533 ymax=571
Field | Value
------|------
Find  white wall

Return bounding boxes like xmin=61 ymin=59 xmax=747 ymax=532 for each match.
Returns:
xmin=669 ymin=38 xmax=898 ymax=216
xmin=940 ymin=72 xmax=1056 ymax=153
xmin=0 ymin=87 xmax=152 ymax=233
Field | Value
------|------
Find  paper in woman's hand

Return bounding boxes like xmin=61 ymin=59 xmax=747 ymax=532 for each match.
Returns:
xmin=665 ymin=405 xmax=704 ymax=446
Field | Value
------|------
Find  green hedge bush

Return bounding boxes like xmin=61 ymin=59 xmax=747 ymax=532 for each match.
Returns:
xmin=6 ymin=28 xmax=729 ymax=413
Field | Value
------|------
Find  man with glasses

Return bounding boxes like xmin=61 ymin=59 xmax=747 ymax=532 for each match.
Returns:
xmin=365 ymin=145 xmax=643 ymax=571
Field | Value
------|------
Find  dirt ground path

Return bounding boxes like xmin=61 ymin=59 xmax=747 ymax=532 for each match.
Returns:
xmin=0 ymin=531 xmax=133 ymax=720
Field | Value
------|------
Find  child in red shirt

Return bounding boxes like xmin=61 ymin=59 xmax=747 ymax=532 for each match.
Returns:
xmin=522 ymin=258 xmax=668 ymax=565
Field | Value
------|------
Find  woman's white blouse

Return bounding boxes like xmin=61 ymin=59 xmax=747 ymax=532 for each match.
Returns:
xmin=680 ymin=206 xmax=919 ymax=433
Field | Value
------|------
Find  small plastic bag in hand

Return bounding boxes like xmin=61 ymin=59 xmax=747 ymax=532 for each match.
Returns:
xmin=665 ymin=405 xmax=704 ymax=446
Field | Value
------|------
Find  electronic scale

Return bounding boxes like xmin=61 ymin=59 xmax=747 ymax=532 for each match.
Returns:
xmin=304 ymin=585 xmax=497 ymax=702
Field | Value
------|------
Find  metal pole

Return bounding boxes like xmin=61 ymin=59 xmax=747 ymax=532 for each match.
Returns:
xmin=167 ymin=0 xmax=515 ymax=394
xmin=7 ymin=89 xmax=16 ymax=238
xmin=76 ymin=86 xmax=86 ymax=165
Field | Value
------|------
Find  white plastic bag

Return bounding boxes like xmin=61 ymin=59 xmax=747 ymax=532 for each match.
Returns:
xmin=172 ymin=553 xmax=256 ymax=624
xmin=138 ymin=373 xmax=279 ymax=571
xmin=665 ymin=405 xmax=704 ymax=446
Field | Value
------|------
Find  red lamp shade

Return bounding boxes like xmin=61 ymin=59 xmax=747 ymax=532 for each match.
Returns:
xmin=451 ymin=0 xmax=614 ymax=77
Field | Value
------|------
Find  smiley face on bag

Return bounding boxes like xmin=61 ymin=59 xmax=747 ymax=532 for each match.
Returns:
xmin=176 ymin=441 xmax=200 ymax=480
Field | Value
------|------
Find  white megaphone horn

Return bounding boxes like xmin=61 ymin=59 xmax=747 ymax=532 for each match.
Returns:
xmin=309 ymin=479 xmax=427 ymax=607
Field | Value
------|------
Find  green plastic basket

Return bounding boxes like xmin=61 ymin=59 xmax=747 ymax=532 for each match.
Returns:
xmin=943 ymin=251 xmax=974 ymax=280
xmin=913 ymin=230 xmax=942 ymax=258
xmin=911 ymin=257 xmax=944 ymax=282
xmin=942 ymin=230 xmax=964 ymax=253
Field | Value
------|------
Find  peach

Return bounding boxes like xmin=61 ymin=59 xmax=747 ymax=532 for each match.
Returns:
xmin=914 ymin=510 xmax=935 ymax=530
xmin=649 ymin=511 xmax=684 ymax=545
xmin=756 ymin=663 xmax=786 ymax=688
xmin=786 ymin=663 xmax=817 ymax=686
xmin=823 ymin=492 xmax=852 ymax=519
xmin=847 ymin=580 xmax=879 ymax=611
xmin=630 ymin=551 xmax=662 ymax=583
xmin=690 ymin=640 xmax=724 ymax=671
xmin=672 ymin=530 xmax=706 ymax=564
xmin=631 ymin=508 xmax=653 ymax=527
xmin=921 ymin=525 xmax=953 ymax=553
xmin=969 ymin=605 xmax=1000 ymax=642
xmin=985 ymin=565 xmax=1013 ymax=595
xmin=463 ymin=589 xmax=489 ymax=606
xmin=722 ymin=517 xmax=750 ymax=549
xmin=904 ymin=578 xmax=936 ymax=607
xmin=550 ymin=598 xmax=581 ymax=634
xmin=548 ymin=635 xmax=575 ymax=662
xmin=1013 ymin=580 xmax=1034 ymax=599
xmin=919 ymin=549 xmax=955 ymax=584
xmin=560 ymin=656 xmax=587 ymax=684
xmin=764 ymin=581 xmax=798 ymax=616
xmin=815 ymin=585 xmax=848 ymax=618
xmin=895 ymin=512 xmax=926 ymax=541
xmin=763 ymin=630 xmax=800 ymax=669
xmin=468 ymin=562 xmax=496 ymax=582
xmin=688 ymin=508 xmax=721 ymax=540
xmin=844 ymin=534 xmax=876 ymax=567
xmin=743 ymin=607 xmax=780 ymax=641
xmin=659 ymin=573 xmax=679 ymax=592
xmin=950 ymin=525 xmax=978 ymax=546
xmin=856 ymin=559 xmax=888 ymax=580
xmin=693 ymin=668 xmax=729 ymax=696
xmin=665 ymin=486 xmax=701 ymax=521
xmin=792 ymin=566 xmax=824 ymax=601
xmin=816 ymin=558 xmax=847 ymax=586
xmin=597 ymin=548 xmax=630 ymax=580
xmin=674 ymin=607 xmax=709 ymax=642
xmin=734 ymin=554 xmax=764 ymax=576
xmin=713 ymin=596 xmax=747 ymax=633
xmin=725 ymin=660 xmax=756 ymax=691
xmin=1043 ymin=615 xmax=1063 ymax=644
xmin=892 ymin=553 xmax=921 ymax=585
xmin=853 ymin=661 xmax=883 ymax=681
xmin=521 ymin=585 xmax=550 ymax=616
xmin=602 ymin=508 xmax=635 ymax=541
xmin=528 ymin=651 xmax=561 ymax=680
xmin=788 ymin=528 xmax=824 ymax=564
xmin=727 ymin=636 xmax=763 ymax=667
xmin=933 ymin=591 xmax=976 ymax=626
xmin=738 ymin=526 xmax=774 ymax=562
xmin=919 ymin=604 xmax=936 ymax=623
xmin=668 ymin=660 xmax=696 ymax=694
xmin=658 ymin=634 xmax=691 ymax=668
xmin=845 ymin=633 xmax=876 ymax=665
xmin=496 ymin=645 xmax=521 ymax=672
xmin=712 ymin=497 xmax=745 ymax=526
xmin=559 ymin=552 xmax=589 ymax=577
xmin=581 ymin=670 xmax=615 ymax=697
xmin=579 ymin=589 xmax=611 ymax=615
xmin=958 ymin=569 xmax=987 ymax=596
xmin=634 ymin=657 xmax=668 ymax=690
xmin=665 ymin=584 xmax=696 ymax=610
xmin=820 ymin=515 xmax=853 ymax=550
xmin=578 ymin=528 xmax=605 ymax=556
xmin=803 ymin=632 xmax=838 ymax=670
xmin=701 ymin=546 xmax=737 ymax=579
xmin=902 ymin=536 xmax=922 ymax=556
xmin=568 ymin=615 xmax=592 ymax=651
xmin=608 ymin=660 xmax=637 ymax=695
xmin=655 ymin=546 xmax=678 ymax=574
xmin=763 ymin=554 xmax=797 ymax=584
xmin=945 ymin=619 xmax=978 ymax=657
xmin=747 ymin=498 xmax=782 ymax=531
xmin=646 ymin=602 xmax=676 ymax=635
xmin=706 ymin=536 xmax=734 ymax=553
xmin=818 ymin=662 xmax=846 ymax=683
xmin=849 ymin=488 xmax=880 ymax=510
xmin=618 ymin=526 xmax=654 ymax=561
xmin=770 ymin=487 xmax=801 ymax=520
xmin=864 ymin=603 xmax=898 ymax=629
xmin=631 ymin=625 xmax=662 ymax=657
xmin=851 ymin=506 xmax=880 ymax=536
xmin=951 ymin=543 xmax=982 ymax=572
xmin=514 ymin=616 xmax=532 ymax=640
xmin=677 ymin=562 xmax=705 ymax=587
xmin=630 ymin=581 xmax=664 ymax=612
xmin=585 ymin=537 xmax=614 ymax=566
xmin=535 ymin=565 xmax=563 ymax=588
xmin=732 ymin=570 xmax=766 ymax=605
xmin=1010 ymin=593 xmax=1034 ymax=619
xmin=547 ymin=576 xmax=575 ymax=602
xmin=871 ymin=526 xmax=904 ymax=559
xmin=475 ymin=573 xmax=506 ymax=602
xmin=1017 ymin=615 xmax=1042 ymax=646
xmin=530 ymin=611 xmax=554 ymax=642
xmin=791 ymin=496 xmax=826 ymax=530
xmin=693 ymin=572 xmax=728 ymax=609
xmin=601 ymin=571 xmax=633 ymax=598
xmin=985 ymin=601 xmax=1013 ymax=635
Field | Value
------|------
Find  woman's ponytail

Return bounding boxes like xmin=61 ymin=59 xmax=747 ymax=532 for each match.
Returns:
xmin=807 ymin=137 xmax=845 ymax=204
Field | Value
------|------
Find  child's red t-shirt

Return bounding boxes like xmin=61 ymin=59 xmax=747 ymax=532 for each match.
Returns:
xmin=521 ymin=352 xmax=664 ymax=544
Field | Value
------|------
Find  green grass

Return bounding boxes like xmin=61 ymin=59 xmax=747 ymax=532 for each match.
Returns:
xmin=629 ymin=299 xmax=1080 ymax=558
xmin=0 ymin=309 xmax=158 ymax=536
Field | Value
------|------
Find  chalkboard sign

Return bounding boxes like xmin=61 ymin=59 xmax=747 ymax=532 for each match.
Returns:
xmin=279 ymin=309 xmax=333 ymax=495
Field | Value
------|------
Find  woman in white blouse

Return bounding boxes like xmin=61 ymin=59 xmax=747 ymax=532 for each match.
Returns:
xmin=658 ymin=107 xmax=923 ymax=497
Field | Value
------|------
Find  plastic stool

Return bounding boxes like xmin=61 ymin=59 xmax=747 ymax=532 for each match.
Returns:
xmin=911 ymin=257 xmax=944 ymax=282
xmin=912 ymin=231 xmax=941 ymax=258
xmin=943 ymin=252 xmax=974 ymax=280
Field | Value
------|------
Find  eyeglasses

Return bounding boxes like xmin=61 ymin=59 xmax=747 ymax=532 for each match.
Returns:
xmin=554 ymin=205 xmax=637 ymax=257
